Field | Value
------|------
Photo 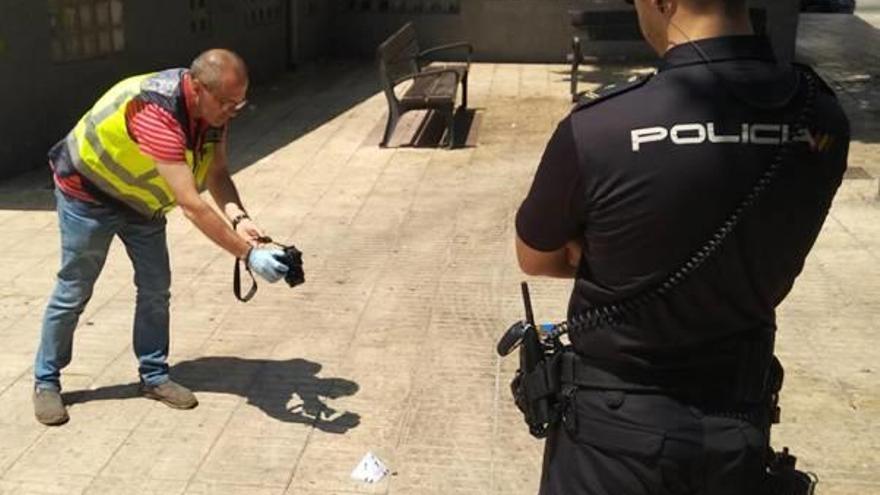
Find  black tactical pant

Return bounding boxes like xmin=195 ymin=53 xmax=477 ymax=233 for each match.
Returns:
xmin=539 ymin=388 xmax=768 ymax=495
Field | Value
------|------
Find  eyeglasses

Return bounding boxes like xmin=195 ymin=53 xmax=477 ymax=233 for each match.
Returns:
xmin=198 ymin=80 xmax=248 ymax=113
xmin=209 ymin=89 xmax=248 ymax=113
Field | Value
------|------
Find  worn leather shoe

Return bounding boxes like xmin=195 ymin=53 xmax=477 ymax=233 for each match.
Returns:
xmin=33 ymin=388 xmax=69 ymax=426
xmin=141 ymin=380 xmax=198 ymax=409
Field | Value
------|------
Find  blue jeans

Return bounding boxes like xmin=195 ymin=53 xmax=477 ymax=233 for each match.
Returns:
xmin=34 ymin=189 xmax=171 ymax=391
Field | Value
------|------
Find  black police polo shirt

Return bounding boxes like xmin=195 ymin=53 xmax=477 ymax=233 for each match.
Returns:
xmin=516 ymin=36 xmax=849 ymax=372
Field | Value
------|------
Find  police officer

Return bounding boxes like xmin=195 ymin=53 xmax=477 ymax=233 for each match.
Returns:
xmin=514 ymin=0 xmax=849 ymax=493
xmin=33 ymin=49 xmax=290 ymax=426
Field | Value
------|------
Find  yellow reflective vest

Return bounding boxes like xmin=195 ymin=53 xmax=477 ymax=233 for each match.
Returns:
xmin=51 ymin=69 xmax=218 ymax=218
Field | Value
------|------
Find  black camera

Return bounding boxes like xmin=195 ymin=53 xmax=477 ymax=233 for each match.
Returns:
xmin=279 ymin=244 xmax=305 ymax=288
xmin=233 ymin=238 xmax=305 ymax=302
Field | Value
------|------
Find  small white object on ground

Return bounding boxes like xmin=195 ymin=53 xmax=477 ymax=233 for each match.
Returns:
xmin=351 ymin=451 xmax=390 ymax=483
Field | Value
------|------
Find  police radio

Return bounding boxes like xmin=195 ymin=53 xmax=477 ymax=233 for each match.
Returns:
xmin=498 ymin=282 xmax=567 ymax=438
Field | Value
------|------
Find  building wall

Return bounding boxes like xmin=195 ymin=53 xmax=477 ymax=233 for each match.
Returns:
xmin=0 ymin=0 xmax=288 ymax=180
xmin=330 ymin=0 xmax=574 ymax=62
xmin=289 ymin=0 xmax=334 ymax=66
xmin=331 ymin=0 xmax=800 ymax=63
xmin=0 ymin=0 xmax=800 ymax=179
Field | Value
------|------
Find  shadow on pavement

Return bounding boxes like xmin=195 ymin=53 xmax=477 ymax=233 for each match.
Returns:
xmin=62 ymin=356 xmax=361 ymax=434
xmin=414 ymin=107 xmax=480 ymax=149
xmin=369 ymin=106 xmax=480 ymax=149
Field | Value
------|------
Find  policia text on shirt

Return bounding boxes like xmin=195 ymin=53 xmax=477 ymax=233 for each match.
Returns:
xmin=630 ymin=122 xmax=827 ymax=151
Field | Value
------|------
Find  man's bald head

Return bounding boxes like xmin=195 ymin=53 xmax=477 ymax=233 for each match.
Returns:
xmin=190 ymin=48 xmax=248 ymax=91
xmin=189 ymin=49 xmax=249 ymax=126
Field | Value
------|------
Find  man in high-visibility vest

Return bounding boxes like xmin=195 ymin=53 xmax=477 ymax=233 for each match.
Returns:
xmin=33 ymin=49 xmax=289 ymax=426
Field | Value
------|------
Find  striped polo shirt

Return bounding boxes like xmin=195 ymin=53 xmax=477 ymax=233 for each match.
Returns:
xmin=53 ymin=73 xmax=217 ymax=203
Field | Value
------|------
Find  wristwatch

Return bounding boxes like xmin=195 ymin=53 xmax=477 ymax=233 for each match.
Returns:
xmin=231 ymin=212 xmax=250 ymax=230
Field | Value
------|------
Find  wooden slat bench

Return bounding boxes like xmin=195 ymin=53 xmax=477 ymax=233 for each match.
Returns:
xmin=377 ymin=22 xmax=472 ymax=149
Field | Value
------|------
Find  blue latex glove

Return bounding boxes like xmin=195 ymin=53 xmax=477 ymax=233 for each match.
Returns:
xmin=247 ymin=248 xmax=289 ymax=283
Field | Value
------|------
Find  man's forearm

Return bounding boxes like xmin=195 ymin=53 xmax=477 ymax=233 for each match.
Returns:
xmin=180 ymin=201 xmax=251 ymax=259
xmin=207 ymin=171 xmax=247 ymax=220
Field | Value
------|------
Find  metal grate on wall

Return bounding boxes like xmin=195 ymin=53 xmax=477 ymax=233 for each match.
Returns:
xmin=190 ymin=0 xmax=212 ymax=36
xmin=345 ymin=0 xmax=460 ymax=14
xmin=245 ymin=0 xmax=283 ymax=28
xmin=48 ymin=0 xmax=125 ymax=62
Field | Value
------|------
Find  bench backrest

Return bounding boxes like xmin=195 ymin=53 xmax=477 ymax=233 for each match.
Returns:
xmin=377 ymin=22 xmax=421 ymax=98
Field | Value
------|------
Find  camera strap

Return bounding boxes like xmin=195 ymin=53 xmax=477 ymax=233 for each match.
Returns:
xmin=234 ymin=256 xmax=258 ymax=303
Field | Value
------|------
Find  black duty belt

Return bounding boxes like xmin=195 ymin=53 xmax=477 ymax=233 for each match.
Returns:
xmin=557 ymin=351 xmax=774 ymax=408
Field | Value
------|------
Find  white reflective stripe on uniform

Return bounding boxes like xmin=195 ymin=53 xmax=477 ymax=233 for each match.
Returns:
xmin=81 ymin=117 xmax=172 ymax=207
xmin=65 ymin=133 xmax=157 ymax=218
xmin=80 ymin=91 xmax=173 ymax=208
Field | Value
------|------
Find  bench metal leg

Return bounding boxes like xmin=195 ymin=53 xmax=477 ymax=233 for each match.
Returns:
xmin=461 ymin=73 xmax=468 ymax=110
xmin=570 ymin=36 xmax=582 ymax=103
xmin=443 ymin=107 xmax=455 ymax=149
xmin=380 ymin=109 xmax=400 ymax=148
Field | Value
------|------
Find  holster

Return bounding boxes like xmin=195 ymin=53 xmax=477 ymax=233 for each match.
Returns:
xmin=763 ymin=448 xmax=818 ymax=495
xmin=510 ymin=326 xmax=561 ymax=438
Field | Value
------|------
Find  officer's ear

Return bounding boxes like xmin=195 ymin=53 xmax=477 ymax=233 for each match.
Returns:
xmin=652 ymin=0 xmax=675 ymax=17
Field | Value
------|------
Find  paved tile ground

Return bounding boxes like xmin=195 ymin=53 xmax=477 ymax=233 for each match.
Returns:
xmin=855 ymin=0 xmax=880 ymax=28
xmin=798 ymin=10 xmax=880 ymax=188
xmin=0 ymin=16 xmax=877 ymax=495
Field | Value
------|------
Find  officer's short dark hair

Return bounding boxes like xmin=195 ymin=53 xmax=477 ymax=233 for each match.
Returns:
xmin=684 ymin=0 xmax=748 ymax=13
